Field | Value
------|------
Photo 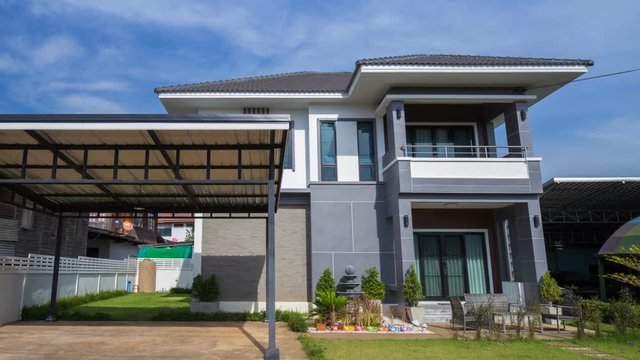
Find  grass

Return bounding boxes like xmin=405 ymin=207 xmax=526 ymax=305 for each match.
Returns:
xmin=574 ymin=333 xmax=640 ymax=360
xmin=72 ymin=293 xmax=190 ymax=320
xmin=298 ymin=337 xmax=592 ymax=360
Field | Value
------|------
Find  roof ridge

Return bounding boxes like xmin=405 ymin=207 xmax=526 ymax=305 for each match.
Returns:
xmin=356 ymin=53 xmax=594 ymax=66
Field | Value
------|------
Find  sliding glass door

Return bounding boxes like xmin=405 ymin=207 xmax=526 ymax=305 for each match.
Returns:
xmin=406 ymin=125 xmax=476 ymax=158
xmin=415 ymin=232 xmax=489 ymax=299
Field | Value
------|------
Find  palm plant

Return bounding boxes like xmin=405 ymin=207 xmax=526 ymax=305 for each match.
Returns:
xmin=312 ymin=291 xmax=349 ymax=325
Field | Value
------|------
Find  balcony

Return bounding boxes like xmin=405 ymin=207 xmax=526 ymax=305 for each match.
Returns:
xmin=383 ymin=145 xmax=541 ymax=194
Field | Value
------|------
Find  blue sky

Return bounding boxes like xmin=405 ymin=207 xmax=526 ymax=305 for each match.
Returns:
xmin=0 ymin=0 xmax=638 ymax=179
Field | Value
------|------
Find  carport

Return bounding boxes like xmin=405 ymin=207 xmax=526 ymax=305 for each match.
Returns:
xmin=0 ymin=114 xmax=290 ymax=360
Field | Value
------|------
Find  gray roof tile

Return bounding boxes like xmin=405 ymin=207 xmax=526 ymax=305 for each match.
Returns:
xmin=155 ymin=54 xmax=593 ymax=94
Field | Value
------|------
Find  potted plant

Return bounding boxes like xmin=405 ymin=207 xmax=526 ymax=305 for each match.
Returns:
xmin=539 ymin=272 xmax=563 ymax=321
xmin=190 ymin=274 xmax=220 ymax=313
xmin=403 ymin=264 xmax=425 ymax=324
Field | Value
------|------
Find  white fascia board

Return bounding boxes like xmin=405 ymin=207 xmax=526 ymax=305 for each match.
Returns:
xmin=359 ymin=65 xmax=589 ymax=74
xmin=375 ymin=93 xmax=538 ymax=115
xmin=158 ymin=92 xmax=346 ymax=99
xmin=551 ymin=177 xmax=640 ymax=183
xmin=0 ymin=122 xmax=291 ymax=131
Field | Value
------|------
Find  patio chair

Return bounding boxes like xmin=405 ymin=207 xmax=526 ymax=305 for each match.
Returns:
xmin=449 ymin=297 xmax=475 ymax=332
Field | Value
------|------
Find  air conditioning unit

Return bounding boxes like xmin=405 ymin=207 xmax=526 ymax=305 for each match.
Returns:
xmin=19 ymin=209 xmax=34 ymax=230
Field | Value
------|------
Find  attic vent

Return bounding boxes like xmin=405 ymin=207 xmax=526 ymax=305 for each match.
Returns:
xmin=243 ymin=107 xmax=270 ymax=114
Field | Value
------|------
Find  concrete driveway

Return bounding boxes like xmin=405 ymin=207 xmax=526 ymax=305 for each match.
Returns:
xmin=0 ymin=321 xmax=307 ymax=360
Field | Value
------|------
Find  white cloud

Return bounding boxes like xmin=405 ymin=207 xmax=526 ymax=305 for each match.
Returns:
xmin=44 ymin=80 xmax=129 ymax=92
xmin=58 ymin=94 xmax=126 ymax=113
xmin=0 ymin=53 xmax=24 ymax=73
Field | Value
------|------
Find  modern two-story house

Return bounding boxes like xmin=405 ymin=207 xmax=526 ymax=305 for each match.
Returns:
xmin=155 ymin=54 xmax=593 ymax=312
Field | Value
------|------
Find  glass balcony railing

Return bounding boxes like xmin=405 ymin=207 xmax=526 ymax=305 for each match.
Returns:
xmin=402 ymin=144 xmax=527 ymax=159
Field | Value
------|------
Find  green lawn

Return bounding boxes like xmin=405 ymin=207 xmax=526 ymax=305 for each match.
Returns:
xmin=574 ymin=334 xmax=640 ymax=360
xmin=299 ymin=338 xmax=592 ymax=360
xmin=72 ymin=293 xmax=191 ymax=320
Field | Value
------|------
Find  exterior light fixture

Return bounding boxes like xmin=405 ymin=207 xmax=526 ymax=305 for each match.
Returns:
xmin=396 ymin=108 xmax=402 ymax=120
xmin=520 ymin=110 xmax=528 ymax=121
xmin=533 ymin=215 xmax=540 ymax=228
xmin=403 ymin=215 xmax=410 ymax=228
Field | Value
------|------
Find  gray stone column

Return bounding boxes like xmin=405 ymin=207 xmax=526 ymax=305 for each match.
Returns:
xmin=387 ymin=197 xmax=415 ymax=303
xmin=384 ymin=101 xmax=407 ymax=158
xmin=511 ymin=200 xmax=548 ymax=302
xmin=504 ymin=101 xmax=534 ymax=156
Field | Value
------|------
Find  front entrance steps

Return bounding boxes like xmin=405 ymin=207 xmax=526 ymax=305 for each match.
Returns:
xmin=418 ymin=301 xmax=452 ymax=324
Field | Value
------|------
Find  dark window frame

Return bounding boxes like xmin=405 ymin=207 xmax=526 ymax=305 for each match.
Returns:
xmin=283 ymin=121 xmax=295 ymax=170
xmin=319 ymin=120 xmax=337 ymax=181
xmin=356 ymin=121 xmax=377 ymax=181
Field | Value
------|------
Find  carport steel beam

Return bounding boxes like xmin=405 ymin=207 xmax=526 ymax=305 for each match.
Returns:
xmin=0 ymin=114 xmax=288 ymax=360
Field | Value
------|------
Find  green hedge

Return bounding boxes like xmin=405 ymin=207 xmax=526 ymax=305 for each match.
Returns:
xmin=150 ymin=308 xmax=309 ymax=332
xmin=21 ymin=290 xmax=128 ymax=320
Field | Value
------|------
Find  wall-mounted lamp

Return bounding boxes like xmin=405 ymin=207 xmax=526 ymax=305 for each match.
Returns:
xmin=396 ymin=108 xmax=402 ymax=120
xmin=403 ymin=215 xmax=410 ymax=228
xmin=520 ymin=110 xmax=528 ymax=122
xmin=533 ymin=215 xmax=540 ymax=228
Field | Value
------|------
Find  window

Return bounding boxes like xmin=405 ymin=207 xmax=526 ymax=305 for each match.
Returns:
xmin=157 ymin=224 xmax=172 ymax=237
xmin=407 ymin=125 xmax=475 ymax=158
xmin=357 ymin=121 xmax=376 ymax=181
xmin=320 ymin=121 xmax=337 ymax=181
xmin=283 ymin=124 xmax=293 ymax=169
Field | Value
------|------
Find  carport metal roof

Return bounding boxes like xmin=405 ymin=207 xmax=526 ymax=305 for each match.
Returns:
xmin=541 ymin=177 xmax=640 ymax=210
xmin=0 ymin=114 xmax=289 ymax=360
xmin=0 ymin=114 xmax=289 ymax=216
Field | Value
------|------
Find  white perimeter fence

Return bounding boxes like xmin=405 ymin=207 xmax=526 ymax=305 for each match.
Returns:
xmin=0 ymin=254 xmax=137 ymax=325
xmin=0 ymin=255 xmax=194 ymax=325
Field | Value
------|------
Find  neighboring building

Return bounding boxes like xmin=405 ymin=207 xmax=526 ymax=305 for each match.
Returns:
xmin=156 ymin=54 xmax=594 ymax=311
xmin=541 ymin=177 xmax=640 ymax=298
xmin=0 ymin=200 xmax=87 ymax=258
xmin=157 ymin=213 xmax=194 ymax=242
xmin=87 ymin=213 xmax=158 ymax=260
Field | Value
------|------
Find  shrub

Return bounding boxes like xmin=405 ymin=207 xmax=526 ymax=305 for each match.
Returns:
xmin=539 ymin=272 xmax=562 ymax=304
xmin=21 ymin=290 xmax=127 ymax=320
xmin=467 ymin=297 xmax=494 ymax=340
xmin=315 ymin=268 xmax=336 ymax=295
xmin=610 ymin=288 xmax=636 ymax=334
xmin=580 ymin=299 xmax=608 ymax=337
xmin=403 ymin=265 xmax=424 ymax=307
xmin=361 ymin=267 xmax=385 ymax=300
xmin=60 ymin=310 xmax=112 ymax=321
xmin=285 ymin=312 xmax=309 ymax=333
xmin=169 ymin=287 xmax=192 ymax=294
xmin=192 ymin=274 xmax=219 ymax=302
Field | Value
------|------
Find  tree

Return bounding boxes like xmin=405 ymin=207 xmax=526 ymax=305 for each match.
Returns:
xmin=361 ymin=267 xmax=385 ymax=300
xmin=604 ymin=245 xmax=640 ymax=288
xmin=403 ymin=264 xmax=424 ymax=307
xmin=539 ymin=271 xmax=563 ymax=304
xmin=316 ymin=268 xmax=336 ymax=294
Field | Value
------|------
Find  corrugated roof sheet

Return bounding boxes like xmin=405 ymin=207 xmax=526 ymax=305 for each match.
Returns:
xmin=155 ymin=54 xmax=594 ymax=94
xmin=541 ymin=178 xmax=640 ymax=210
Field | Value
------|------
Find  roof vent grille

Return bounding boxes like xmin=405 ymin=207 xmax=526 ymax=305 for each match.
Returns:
xmin=243 ymin=107 xmax=270 ymax=115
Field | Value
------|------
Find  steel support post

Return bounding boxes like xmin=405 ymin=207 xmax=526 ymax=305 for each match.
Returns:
xmin=264 ymin=147 xmax=279 ymax=360
xmin=46 ymin=214 xmax=64 ymax=321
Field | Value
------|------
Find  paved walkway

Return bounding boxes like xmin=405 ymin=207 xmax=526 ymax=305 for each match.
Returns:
xmin=0 ymin=321 xmax=307 ymax=360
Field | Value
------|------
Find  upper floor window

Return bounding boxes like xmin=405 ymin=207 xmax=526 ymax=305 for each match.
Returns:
xmin=406 ymin=125 xmax=476 ymax=158
xmin=357 ymin=121 xmax=376 ymax=181
xmin=320 ymin=121 xmax=337 ymax=181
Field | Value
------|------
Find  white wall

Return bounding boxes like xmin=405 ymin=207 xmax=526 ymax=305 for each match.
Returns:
xmin=0 ymin=272 xmax=23 ymax=324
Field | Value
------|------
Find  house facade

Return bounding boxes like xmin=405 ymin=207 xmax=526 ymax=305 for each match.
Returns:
xmin=156 ymin=55 xmax=593 ymax=311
